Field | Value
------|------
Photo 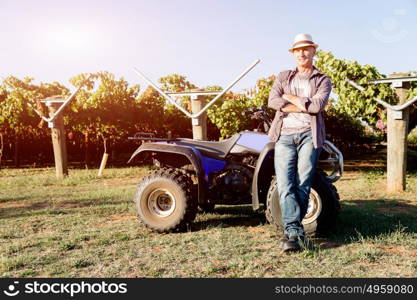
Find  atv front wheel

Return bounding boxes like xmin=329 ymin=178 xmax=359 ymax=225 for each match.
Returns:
xmin=265 ymin=170 xmax=340 ymax=236
xmin=134 ymin=168 xmax=197 ymax=233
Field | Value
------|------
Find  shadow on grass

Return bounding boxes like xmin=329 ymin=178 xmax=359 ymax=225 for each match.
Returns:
xmin=191 ymin=204 xmax=266 ymax=231
xmin=0 ymin=196 xmax=131 ymax=219
xmin=320 ymin=199 xmax=417 ymax=248
xmin=343 ymin=148 xmax=417 ymax=173
xmin=210 ymin=204 xmax=259 ymax=216
xmin=0 ymin=196 xmax=28 ymax=203
xmin=190 ymin=200 xmax=417 ymax=249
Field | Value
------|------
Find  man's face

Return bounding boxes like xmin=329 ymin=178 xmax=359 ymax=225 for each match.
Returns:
xmin=293 ymin=46 xmax=316 ymax=67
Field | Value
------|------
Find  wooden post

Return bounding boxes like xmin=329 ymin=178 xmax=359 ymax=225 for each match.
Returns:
xmin=191 ymin=91 xmax=207 ymax=140
xmin=97 ymin=135 xmax=108 ymax=177
xmin=14 ymin=135 xmax=20 ymax=167
xmin=97 ymin=153 xmax=109 ymax=177
xmin=0 ymin=133 xmax=3 ymax=168
xmin=386 ymin=73 xmax=410 ymax=192
xmin=44 ymin=99 xmax=68 ymax=179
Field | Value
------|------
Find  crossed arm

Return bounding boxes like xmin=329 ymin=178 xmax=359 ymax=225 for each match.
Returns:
xmin=281 ymin=94 xmax=306 ymax=113
xmin=268 ymin=74 xmax=332 ymax=114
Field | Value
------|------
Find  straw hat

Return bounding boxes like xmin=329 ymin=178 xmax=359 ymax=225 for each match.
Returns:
xmin=288 ymin=33 xmax=319 ymax=52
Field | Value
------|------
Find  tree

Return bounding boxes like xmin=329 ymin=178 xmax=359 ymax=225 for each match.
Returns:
xmin=135 ymin=86 xmax=166 ymax=135
xmin=206 ymin=76 xmax=275 ymax=138
xmin=157 ymin=74 xmax=196 ymax=138
xmin=407 ymin=71 xmax=417 ymax=131
xmin=0 ymin=76 xmax=68 ymax=166
xmin=68 ymin=71 xmax=141 ymax=167
xmin=159 ymin=74 xmax=197 ymax=92
xmin=315 ymin=50 xmax=397 ymax=128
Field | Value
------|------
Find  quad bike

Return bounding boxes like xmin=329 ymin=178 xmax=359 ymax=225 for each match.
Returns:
xmin=128 ymin=107 xmax=343 ymax=235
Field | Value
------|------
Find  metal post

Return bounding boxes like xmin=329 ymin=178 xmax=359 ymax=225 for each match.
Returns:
xmin=133 ymin=59 xmax=260 ymax=119
xmin=132 ymin=59 xmax=261 ymax=141
xmin=386 ymin=73 xmax=410 ymax=192
xmin=191 ymin=90 xmax=207 ymax=140
xmin=44 ymin=99 xmax=68 ymax=179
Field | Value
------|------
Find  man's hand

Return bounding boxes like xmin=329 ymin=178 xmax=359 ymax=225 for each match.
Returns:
xmin=282 ymin=94 xmax=306 ymax=112
xmin=281 ymin=104 xmax=302 ymax=113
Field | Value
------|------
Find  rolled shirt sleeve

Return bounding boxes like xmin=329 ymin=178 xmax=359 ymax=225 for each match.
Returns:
xmin=300 ymin=76 xmax=332 ymax=114
xmin=268 ymin=73 xmax=289 ymax=111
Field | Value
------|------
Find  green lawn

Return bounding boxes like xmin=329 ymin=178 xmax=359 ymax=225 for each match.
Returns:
xmin=1 ymin=164 xmax=417 ymax=277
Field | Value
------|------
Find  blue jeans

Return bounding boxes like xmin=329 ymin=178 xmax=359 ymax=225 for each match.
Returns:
xmin=274 ymin=130 xmax=321 ymax=238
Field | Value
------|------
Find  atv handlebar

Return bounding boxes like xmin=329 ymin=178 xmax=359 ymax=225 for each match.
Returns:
xmin=244 ymin=107 xmax=266 ymax=118
xmin=243 ymin=107 xmax=272 ymax=133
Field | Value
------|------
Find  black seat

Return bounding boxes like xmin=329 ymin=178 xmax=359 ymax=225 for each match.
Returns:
xmin=174 ymin=134 xmax=241 ymax=159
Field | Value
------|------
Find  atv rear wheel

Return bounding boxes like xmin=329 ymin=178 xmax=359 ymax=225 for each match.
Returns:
xmin=265 ymin=170 xmax=340 ymax=236
xmin=134 ymin=168 xmax=197 ymax=233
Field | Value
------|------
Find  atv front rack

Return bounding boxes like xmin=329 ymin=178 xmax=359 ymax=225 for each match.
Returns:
xmin=319 ymin=140 xmax=344 ymax=183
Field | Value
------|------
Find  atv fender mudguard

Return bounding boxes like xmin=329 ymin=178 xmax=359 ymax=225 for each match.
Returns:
xmin=128 ymin=143 xmax=207 ymax=205
xmin=251 ymin=142 xmax=275 ymax=210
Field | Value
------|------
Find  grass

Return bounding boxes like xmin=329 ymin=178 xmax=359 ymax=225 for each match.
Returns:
xmin=408 ymin=127 xmax=417 ymax=145
xmin=1 ymin=159 xmax=417 ymax=278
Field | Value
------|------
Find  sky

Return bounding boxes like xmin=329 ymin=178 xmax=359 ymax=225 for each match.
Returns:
xmin=0 ymin=0 xmax=416 ymax=94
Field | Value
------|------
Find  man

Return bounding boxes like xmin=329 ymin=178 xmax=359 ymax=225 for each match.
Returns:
xmin=268 ymin=33 xmax=331 ymax=252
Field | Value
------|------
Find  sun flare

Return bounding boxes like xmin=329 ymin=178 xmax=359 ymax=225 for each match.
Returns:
xmin=43 ymin=24 xmax=99 ymax=57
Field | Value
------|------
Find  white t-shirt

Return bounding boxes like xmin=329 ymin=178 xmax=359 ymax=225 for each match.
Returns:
xmin=281 ymin=72 xmax=312 ymax=136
